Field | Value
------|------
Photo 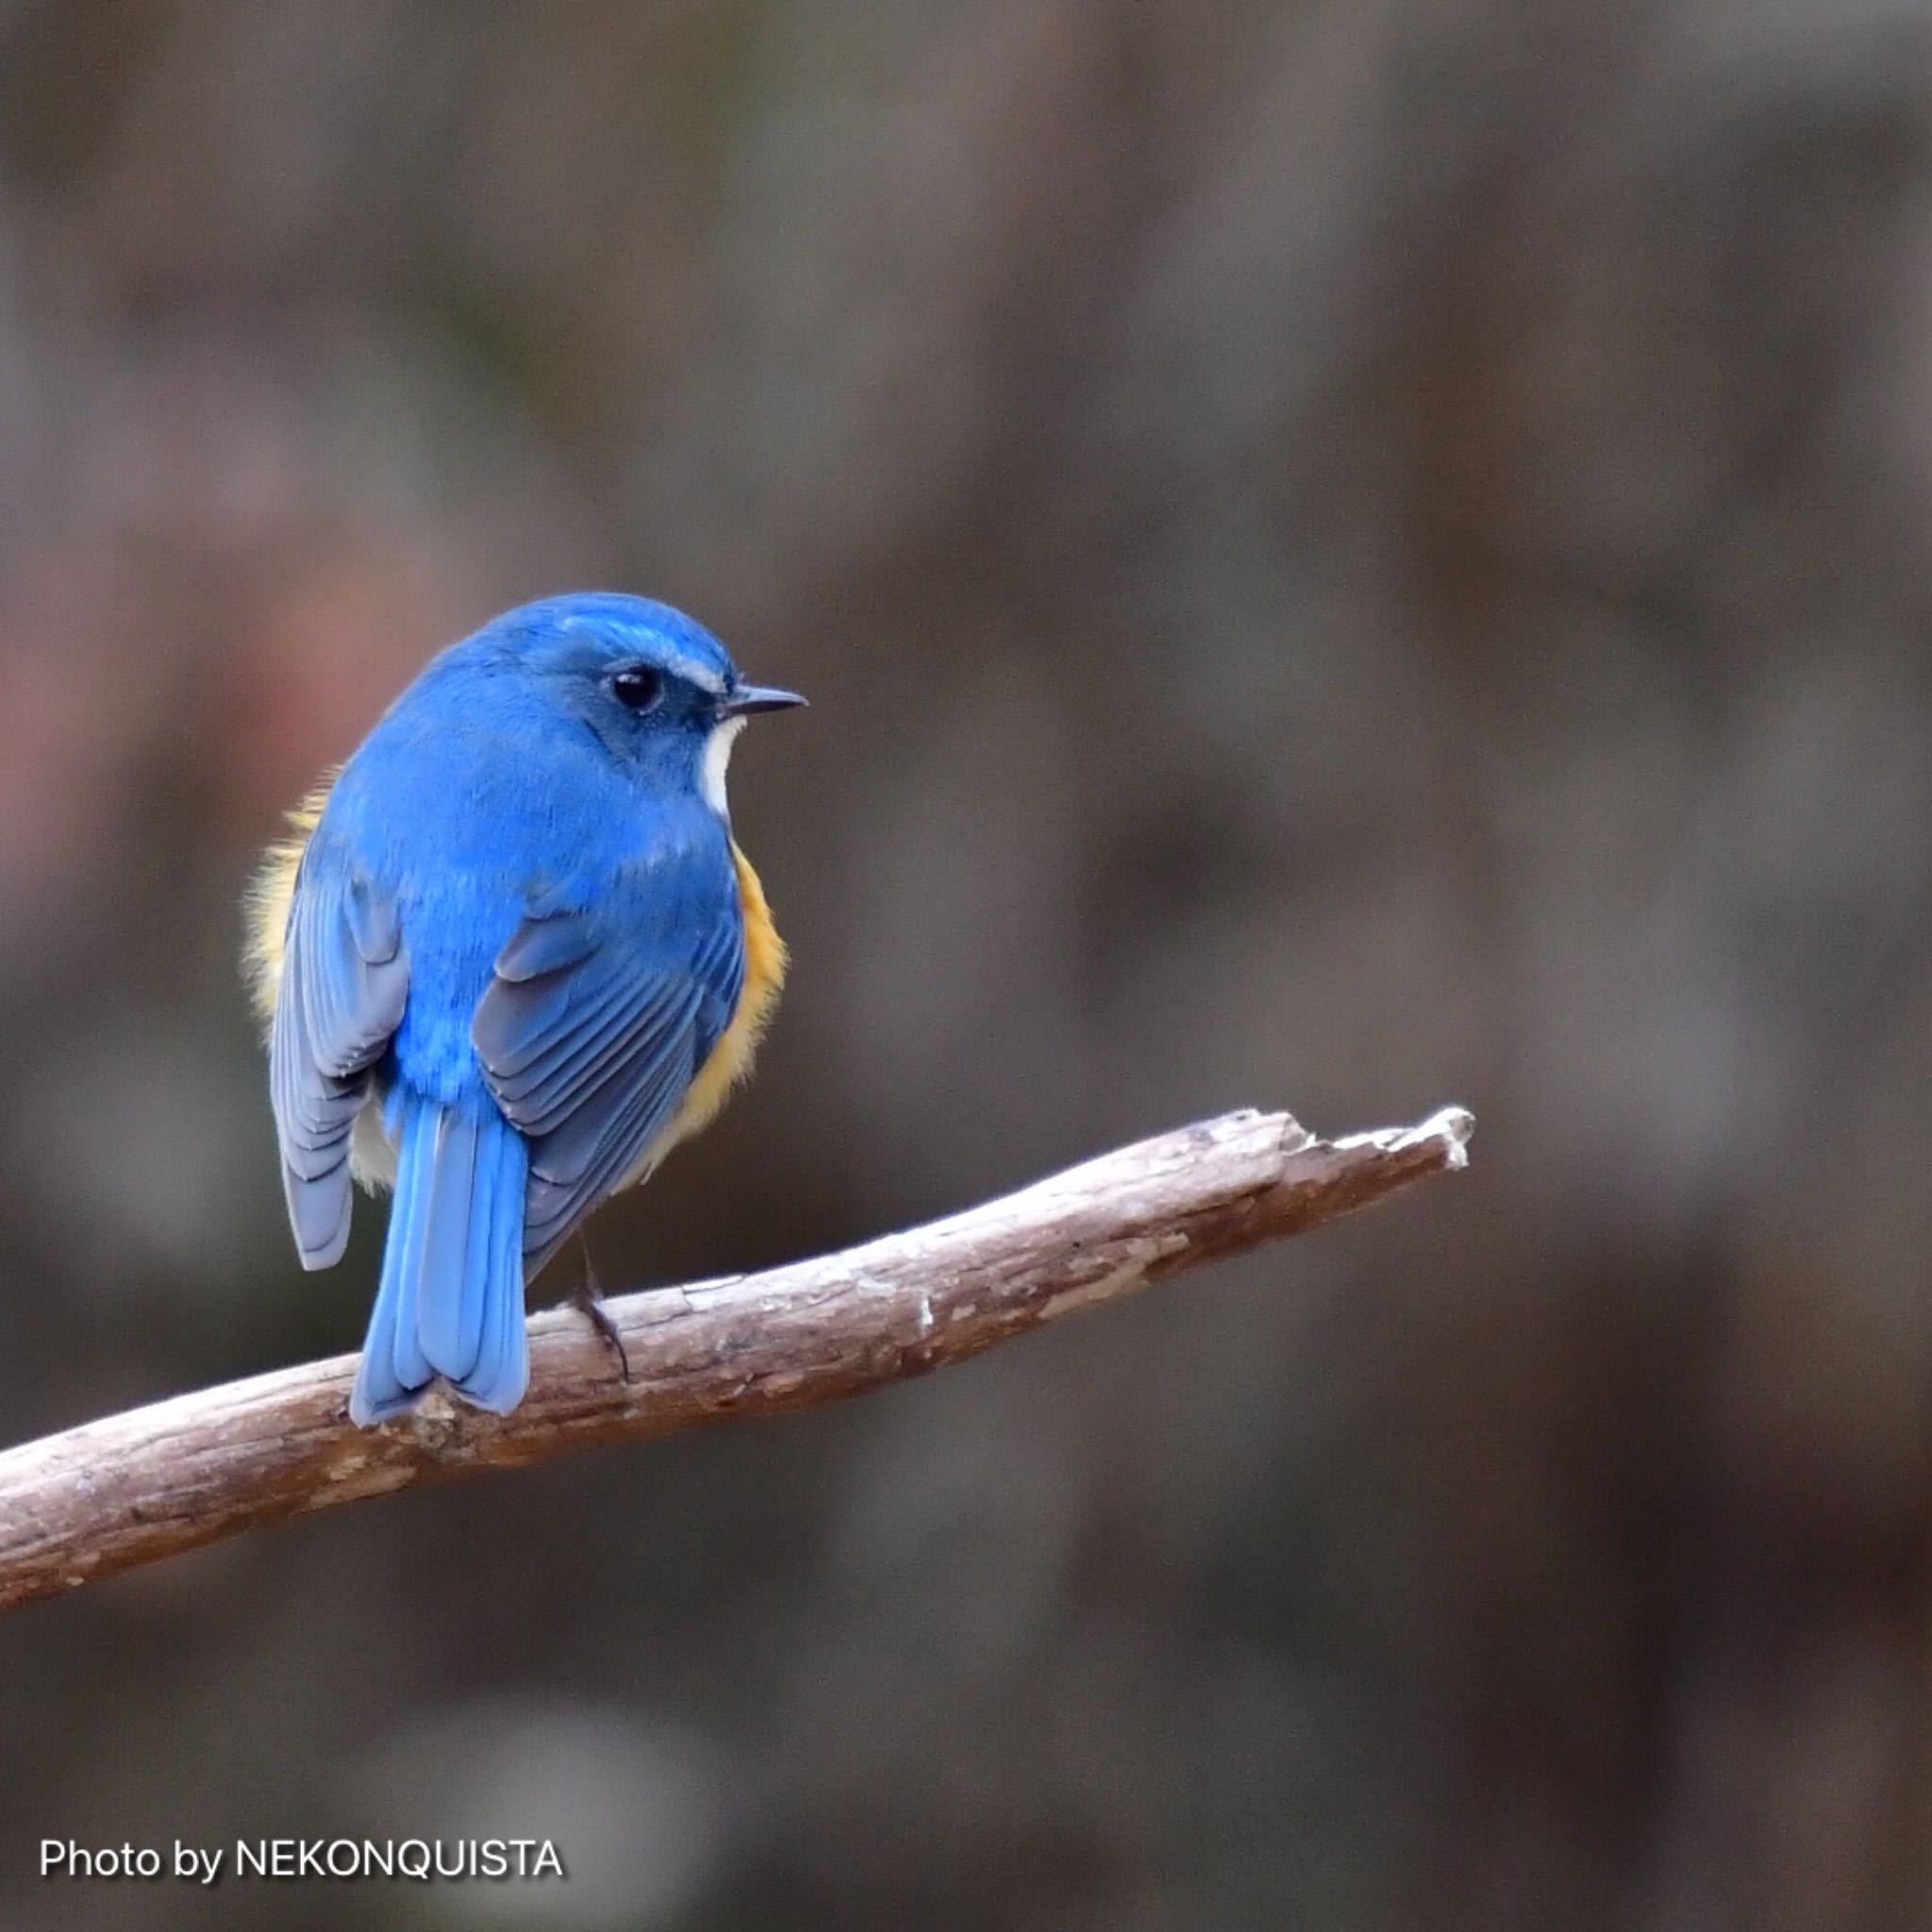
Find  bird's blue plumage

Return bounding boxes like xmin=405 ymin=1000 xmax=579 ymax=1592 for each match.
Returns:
xmin=354 ymin=1093 xmax=530 ymax=1421
xmin=258 ymin=593 xmax=801 ymax=1425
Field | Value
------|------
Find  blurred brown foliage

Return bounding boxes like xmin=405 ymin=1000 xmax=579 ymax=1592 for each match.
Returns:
xmin=2 ymin=2 xmax=1931 ymax=1927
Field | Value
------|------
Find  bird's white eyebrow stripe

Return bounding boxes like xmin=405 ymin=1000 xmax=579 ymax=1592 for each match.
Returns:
xmin=552 ymin=616 xmax=727 ymax=693
xmin=664 ymin=655 xmax=726 ymax=693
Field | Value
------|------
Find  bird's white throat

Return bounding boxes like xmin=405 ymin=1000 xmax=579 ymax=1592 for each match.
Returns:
xmin=702 ymin=716 xmax=746 ymax=817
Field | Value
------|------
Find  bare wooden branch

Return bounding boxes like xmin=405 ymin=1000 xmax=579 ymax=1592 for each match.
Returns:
xmin=0 ymin=1105 xmax=1471 ymax=1615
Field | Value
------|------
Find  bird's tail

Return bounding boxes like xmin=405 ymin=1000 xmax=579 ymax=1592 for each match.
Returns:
xmin=350 ymin=1093 xmax=532 ymax=1426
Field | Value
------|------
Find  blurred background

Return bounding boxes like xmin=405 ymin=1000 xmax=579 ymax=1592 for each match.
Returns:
xmin=3 ymin=0 xmax=1931 ymax=1925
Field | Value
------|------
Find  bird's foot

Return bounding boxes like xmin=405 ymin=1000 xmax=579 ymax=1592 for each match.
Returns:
xmin=568 ymin=1240 xmax=632 ymax=1384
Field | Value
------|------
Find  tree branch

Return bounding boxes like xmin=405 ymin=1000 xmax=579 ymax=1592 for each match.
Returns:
xmin=0 ymin=1105 xmax=1471 ymax=1615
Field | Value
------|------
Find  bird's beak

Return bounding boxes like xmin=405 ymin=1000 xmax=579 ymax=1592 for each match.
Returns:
xmin=722 ymin=684 xmax=808 ymax=718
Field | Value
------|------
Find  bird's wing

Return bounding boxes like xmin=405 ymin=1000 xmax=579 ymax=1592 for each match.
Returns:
xmin=471 ymin=849 xmax=744 ymax=1272
xmin=269 ymin=857 xmax=409 ymax=1268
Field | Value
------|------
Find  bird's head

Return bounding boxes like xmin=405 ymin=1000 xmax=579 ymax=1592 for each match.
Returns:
xmin=479 ymin=591 xmax=805 ymax=815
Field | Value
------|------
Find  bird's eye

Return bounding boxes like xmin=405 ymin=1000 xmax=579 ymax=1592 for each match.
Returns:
xmin=609 ymin=667 xmax=663 ymax=711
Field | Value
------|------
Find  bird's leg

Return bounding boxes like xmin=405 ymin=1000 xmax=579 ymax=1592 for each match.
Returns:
xmin=566 ymin=1234 xmax=632 ymax=1384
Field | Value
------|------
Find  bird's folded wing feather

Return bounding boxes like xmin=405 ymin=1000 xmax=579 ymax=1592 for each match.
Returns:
xmin=472 ymin=853 xmax=744 ymax=1272
xmin=269 ymin=862 xmax=409 ymax=1267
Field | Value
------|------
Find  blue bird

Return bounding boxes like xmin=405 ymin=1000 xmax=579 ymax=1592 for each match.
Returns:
xmin=244 ymin=593 xmax=804 ymax=1425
